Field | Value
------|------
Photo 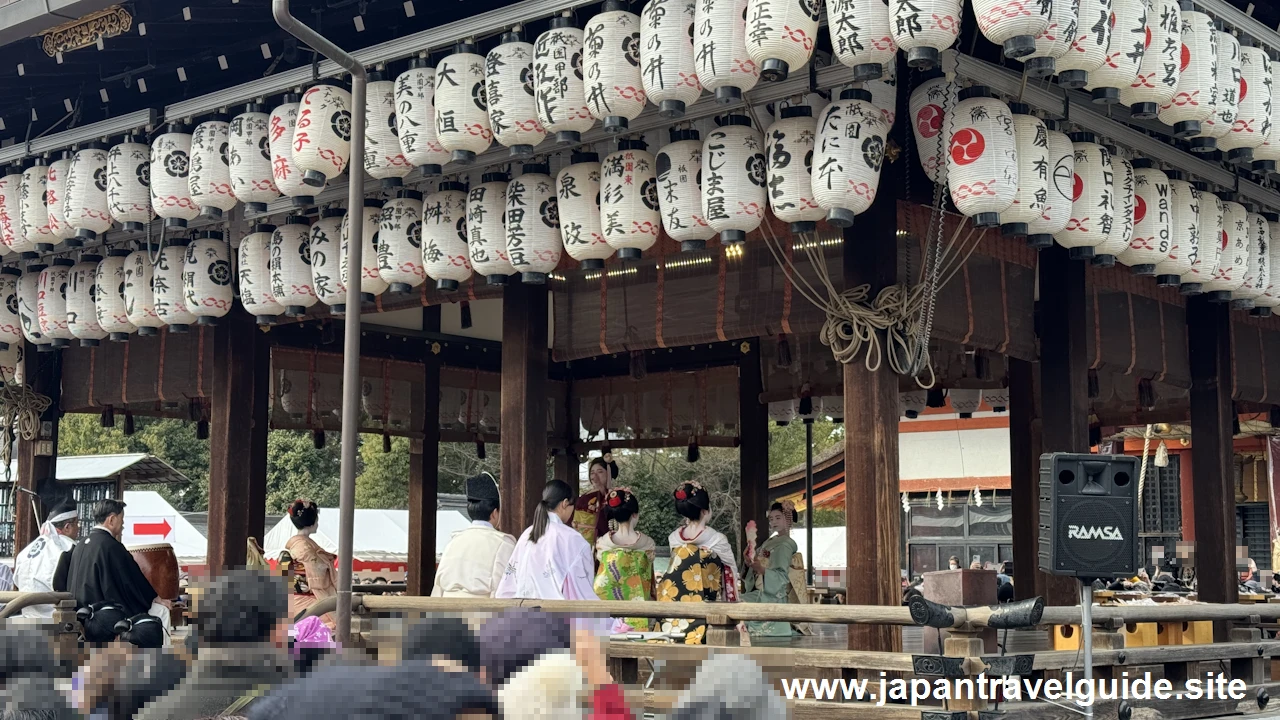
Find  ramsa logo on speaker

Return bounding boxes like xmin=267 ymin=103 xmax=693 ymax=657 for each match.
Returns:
xmin=1067 ymin=525 xmax=1124 ymax=540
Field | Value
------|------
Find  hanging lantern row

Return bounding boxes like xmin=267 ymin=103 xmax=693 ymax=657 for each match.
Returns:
xmin=897 ymin=387 xmax=1010 ymax=420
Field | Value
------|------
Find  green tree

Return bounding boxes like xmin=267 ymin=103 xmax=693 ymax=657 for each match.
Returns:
xmin=265 ymin=430 xmax=341 ymax=512
xmin=355 ymin=434 xmax=410 ymax=509
xmin=767 ymin=419 xmax=843 ymax=476
xmin=58 ymin=414 xmax=210 ymax=511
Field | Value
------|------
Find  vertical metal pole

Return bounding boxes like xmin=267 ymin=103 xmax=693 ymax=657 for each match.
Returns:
xmin=272 ymin=0 xmax=366 ymax=642
xmin=805 ymin=419 xmax=814 ymax=586
xmin=1080 ymin=581 xmax=1094 ymax=720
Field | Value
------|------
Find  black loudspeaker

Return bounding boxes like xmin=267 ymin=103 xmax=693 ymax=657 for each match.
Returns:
xmin=1038 ymin=453 xmax=1139 ymax=579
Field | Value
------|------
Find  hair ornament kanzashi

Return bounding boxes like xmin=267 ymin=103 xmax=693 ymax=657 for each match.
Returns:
xmin=781 ymin=499 xmax=796 ymax=516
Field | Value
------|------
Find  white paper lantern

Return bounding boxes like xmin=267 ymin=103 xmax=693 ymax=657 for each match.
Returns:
xmin=506 ymin=166 xmax=562 ymax=283
xmin=422 ymin=182 xmax=473 ymax=290
xmin=486 ymin=31 xmax=548 ymax=157
xmin=1253 ymin=64 xmax=1280 ymax=173
xmin=584 ymin=2 xmax=647 ymax=131
xmin=900 ymin=390 xmax=926 ymax=418
xmin=1190 ymin=30 xmax=1239 ymax=152
xmin=1114 ymin=158 xmax=1168 ymax=273
xmin=1098 ymin=149 xmax=1136 ymax=266
xmin=0 ymin=269 xmax=20 ymax=349
xmin=982 ymin=388 xmax=1010 ymax=412
xmin=67 ymin=254 xmax=106 ymax=346
xmin=239 ymin=224 xmax=283 ymax=324
xmin=602 ymin=138 xmax=661 ymax=256
xmin=184 ymin=230 xmax=234 ymax=324
xmin=279 ymin=368 xmax=309 ymax=420
xmin=124 ymin=249 xmax=164 ymax=336
xmin=45 ymin=154 xmax=75 ymax=243
xmin=1083 ymin=0 xmax=1147 ymax=102
xmin=435 ymin=42 xmax=493 ymax=165
xmin=745 ymin=0 xmax=822 ymax=81
xmin=1152 ymin=172 xmax=1197 ymax=286
xmin=1019 ymin=0 xmax=1079 ymax=77
xmin=66 ymin=145 xmax=113 ymax=242
xmin=17 ymin=267 xmax=49 ymax=349
xmin=0 ymin=341 xmax=20 ymax=384
xmin=378 ymin=189 xmax=426 ymax=293
xmin=106 ymin=139 xmax=154 ymax=233
xmin=294 ymin=82 xmax=354 ymax=186
xmin=363 ymin=74 xmax=413 ymax=189
xmin=1256 ymin=214 xmax=1280 ymax=315
xmin=1233 ymin=211 xmax=1270 ymax=308
xmin=189 ymin=118 xmax=236 ymax=219
xmin=656 ymin=129 xmax=714 ymax=248
xmin=153 ymin=240 xmax=196 ymax=332
xmin=362 ymin=377 xmax=388 ymax=425
xmin=150 ymin=127 xmax=199 ymax=229
xmin=769 ymin=398 xmax=798 ymax=425
xmin=640 ymin=0 xmax=701 ymax=118
xmin=341 ymin=199 xmax=389 ymax=303
xmin=1053 ymin=133 xmax=1113 ymax=260
xmin=1202 ymin=199 xmax=1249 ymax=302
xmin=909 ymin=76 xmax=956 ymax=184
xmin=1055 ymin=0 xmax=1113 ymax=89
xmin=395 ymin=61 xmax=453 ymax=174
xmin=270 ymin=216 xmax=317 ymax=317
xmin=998 ymin=104 xmax=1049 ymax=239
xmin=891 ymin=0 xmax=962 ymax=69
xmin=948 ymin=388 xmax=983 ymax=417
xmin=701 ymin=115 xmax=767 ymax=242
xmin=557 ymin=153 xmax=613 ymax=268
xmin=828 ymin=0 xmax=897 ymax=81
xmin=1119 ymin=0 xmax=1181 ymax=117
xmin=37 ymin=259 xmax=72 ymax=348
xmin=309 ymin=209 xmax=348 ymax=307
xmin=0 ymin=173 xmax=29 ymax=256
xmin=466 ymin=173 xmax=517 ymax=281
xmin=1179 ymin=184 xmax=1222 ymax=293
xmin=19 ymin=163 xmax=51 ymax=253
xmin=1217 ymin=45 xmax=1271 ymax=163
xmin=945 ymin=86 xmax=1017 ymax=228
xmin=865 ymin=59 xmax=898 ymax=129
xmin=1157 ymin=11 xmax=1216 ymax=138
xmin=764 ymin=108 xmax=824 ymax=233
xmin=270 ymin=95 xmax=317 ymax=206
xmin=973 ymin=0 xmax=1051 ymax=59
xmin=1028 ymin=128 xmax=1075 ymax=248
xmin=534 ymin=16 xmax=596 ymax=145
xmin=694 ymin=0 xmax=760 ymax=103
xmin=812 ymin=88 xmax=890 ymax=227
xmin=94 ymin=250 xmax=135 ymax=341
xmin=228 ymin=104 xmax=280 ymax=214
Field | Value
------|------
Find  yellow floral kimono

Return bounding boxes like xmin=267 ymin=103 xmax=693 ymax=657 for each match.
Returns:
xmin=656 ymin=543 xmax=728 ymax=645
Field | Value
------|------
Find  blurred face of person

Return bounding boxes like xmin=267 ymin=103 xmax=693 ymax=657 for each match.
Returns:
xmin=589 ymin=463 xmax=609 ymax=492
xmin=56 ymin=519 xmax=80 ymax=538
xmin=554 ymin=498 xmax=575 ymax=524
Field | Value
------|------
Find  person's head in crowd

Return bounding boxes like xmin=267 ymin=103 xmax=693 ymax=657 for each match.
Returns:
xmin=2 ymin=675 xmax=77 ymax=720
xmin=530 ymin=480 xmax=576 ymax=544
xmin=671 ymin=653 xmax=787 ymax=719
xmin=79 ymin=641 xmax=137 ymax=715
xmin=604 ymin=488 xmax=640 ymax=533
xmin=288 ymin=500 xmax=320 ymax=532
xmin=477 ymin=608 xmax=571 ymax=687
xmin=768 ymin=501 xmax=797 ymax=535
xmin=948 ymin=556 xmax=960 ymax=570
xmin=497 ymin=650 xmax=585 ymax=720
xmin=191 ymin=569 xmax=287 ymax=645
xmin=673 ymin=482 xmax=711 ymax=524
xmin=0 ymin=627 xmax=55 ymax=685
xmin=465 ymin=474 xmax=502 ymax=527
xmin=402 ymin=617 xmax=480 ymax=673
xmin=588 ymin=457 xmax=610 ymax=494
xmin=104 ymin=648 xmax=187 ymax=720
xmin=246 ymin=661 xmax=499 ymax=720
xmin=996 ymin=582 xmax=1015 ymax=603
xmin=93 ymin=499 xmax=127 ymax=540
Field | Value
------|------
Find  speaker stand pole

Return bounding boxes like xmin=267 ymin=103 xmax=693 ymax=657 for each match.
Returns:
xmin=1079 ymin=580 xmax=1094 ymax=720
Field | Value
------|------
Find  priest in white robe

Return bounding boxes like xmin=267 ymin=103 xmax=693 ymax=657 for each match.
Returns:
xmin=432 ymin=473 xmax=516 ymax=598
xmin=13 ymin=501 xmax=80 ymax=618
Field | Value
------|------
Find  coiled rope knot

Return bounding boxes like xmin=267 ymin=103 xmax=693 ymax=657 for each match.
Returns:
xmin=0 ymin=384 xmax=53 ymax=476
xmin=818 ymin=282 xmax=935 ymax=387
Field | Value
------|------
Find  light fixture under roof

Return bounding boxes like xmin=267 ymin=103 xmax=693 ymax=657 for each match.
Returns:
xmin=404 ymin=1 xmax=415 ymax=16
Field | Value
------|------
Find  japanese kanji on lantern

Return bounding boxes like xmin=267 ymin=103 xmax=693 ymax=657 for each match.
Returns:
xmin=124 ymin=249 xmax=164 ymax=336
xmin=867 ymin=60 xmax=898 ymax=129
xmin=1158 ymin=9 xmax=1216 ymax=138
xmin=46 ymin=152 xmax=75 ymax=244
xmin=1054 ymin=0 xmax=1111 ymax=89
xmin=467 ymin=172 xmax=517 ymax=282
xmin=583 ymin=2 xmax=647 ymax=133
xmin=745 ymin=0 xmax=822 ymax=81
xmin=184 ymin=230 xmax=233 ymax=325
xmin=422 ymin=181 xmax=473 ymax=290
xmin=656 ymin=128 xmax=714 ymax=249
xmin=153 ymin=238 xmax=196 ymax=332
xmin=271 ymin=215 xmax=317 ymax=317
xmin=1115 ymin=158 xmax=1168 ymax=274
xmin=150 ymin=126 xmax=199 ymax=229
xmin=828 ymin=0 xmax=897 ymax=81
xmin=66 ymin=144 xmax=113 ymax=242
xmin=396 ymin=60 xmax=452 ymax=175
xmin=945 ymin=86 xmax=1017 ymax=229
xmin=1100 ymin=149 xmax=1136 ymax=268
xmin=0 ymin=170 xmax=28 ymax=256
xmin=1189 ymin=28 xmax=1238 ymax=153
xmin=239 ymin=224 xmax=283 ymax=324
xmin=813 ymin=88 xmax=888 ymax=227
xmin=899 ymin=390 xmax=926 ymax=418
xmin=1254 ymin=61 xmax=1280 ymax=173
xmin=557 ymin=152 xmax=613 ymax=268
xmin=1202 ymin=198 xmax=1249 ymax=302
xmin=702 ymin=114 xmax=766 ymax=242
xmin=1083 ymin=0 xmax=1146 ymax=103
xmin=294 ymin=81 xmax=354 ymax=186
xmin=999 ymin=103 xmax=1049 ymax=240
xmin=1053 ymin=132 xmax=1113 ymax=260
xmin=94 ymin=250 xmax=134 ymax=341
xmin=1233 ymin=210 xmax=1270 ymax=308
xmin=189 ymin=117 xmax=236 ymax=219
xmin=342 ymin=198 xmax=390 ymax=301
xmin=602 ymin=138 xmax=661 ymax=257
xmin=1119 ymin=0 xmax=1180 ymax=118
xmin=67 ymin=254 xmax=106 ymax=345
xmin=229 ymin=104 xmax=280 ymax=214
xmin=270 ymin=95 xmax=315 ymax=206
xmin=1179 ymin=182 xmax=1222 ymax=293
xmin=1019 ymin=0 xmax=1079 ymax=77
xmin=19 ymin=161 xmax=51 ymax=252
xmin=0 ymin=268 xmax=18 ymax=350
xmin=37 ymin=259 xmax=72 ymax=348
xmin=436 ymin=42 xmax=493 ymax=165
xmin=107 ymin=137 xmax=154 ymax=233
xmin=1218 ymin=43 xmax=1271 ymax=164
xmin=1153 ymin=170 xmax=1198 ymax=287
xmin=486 ymin=29 xmax=547 ymax=158
xmin=506 ymin=164 xmax=562 ymax=283
xmin=640 ymin=0 xmax=701 ymax=118
xmin=309 ymin=208 xmax=347 ymax=309
xmin=534 ymin=14 xmax=595 ymax=145
xmin=909 ymin=75 xmax=954 ymax=184
xmin=17 ymin=266 xmax=49 ymax=350
xmin=378 ymin=188 xmax=426 ymax=293
xmin=1255 ymin=213 xmax=1280 ymax=316
xmin=765 ymin=106 xmax=823 ymax=234
xmin=694 ymin=0 xmax=759 ymax=103
xmin=971 ymin=0 xmax=1050 ymax=60
xmin=364 ymin=72 xmax=413 ymax=188
xmin=890 ymin=0 xmax=962 ymax=69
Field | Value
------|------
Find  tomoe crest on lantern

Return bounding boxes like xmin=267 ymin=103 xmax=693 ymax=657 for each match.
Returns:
xmin=378 ymin=189 xmax=427 ymax=293
xmin=702 ymin=114 xmax=767 ymax=243
xmin=945 ymin=86 xmax=1017 ymax=228
xmin=558 ymin=153 xmax=613 ymax=268
xmin=422 ymin=182 xmax=473 ymax=291
xmin=435 ymin=42 xmax=493 ymax=165
xmin=603 ymin=138 xmax=661 ymax=258
xmin=506 ymin=165 xmax=563 ymax=283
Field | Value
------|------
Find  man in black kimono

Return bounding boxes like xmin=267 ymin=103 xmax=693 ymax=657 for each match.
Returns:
xmin=54 ymin=499 xmax=160 ymax=618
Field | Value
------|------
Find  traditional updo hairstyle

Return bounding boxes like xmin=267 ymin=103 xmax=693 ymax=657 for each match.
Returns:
xmin=289 ymin=500 xmax=319 ymax=530
xmin=770 ymin=502 xmax=798 ymax=524
xmin=530 ymin=479 xmax=577 ymax=544
xmin=673 ymin=483 xmax=711 ymax=522
xmin=604 ymin=488 xmax=639 ymax=527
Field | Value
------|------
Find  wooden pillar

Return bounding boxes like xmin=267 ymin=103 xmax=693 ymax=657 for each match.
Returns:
xmin=15 ymin=344 xmax=62 ymax=551
xmin=552 ymin=381 xmax=580 ymax=484
xmin=247 ymin=325 xmax=270 ymax=545
xmin=738 ymin=339 xmax=769 ymax=554
xmin=1186 ymin=296 xmax=1237 ymax=632
xmin=1007 ymin=357 xmax=1044 ymax=601
xmin=500 ymin=281 xmax=549 ymax=535
xmin=407 ymin=306 xmax=442 ymax=596
xmin=1036 ymin=244 xmax=1095 ymax=606
xmin=207 ymin=310 xmax=257 ymax=573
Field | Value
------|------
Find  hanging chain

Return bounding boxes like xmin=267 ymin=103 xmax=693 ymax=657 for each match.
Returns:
xmin=906 ymin=75 xmax=955 ymax=377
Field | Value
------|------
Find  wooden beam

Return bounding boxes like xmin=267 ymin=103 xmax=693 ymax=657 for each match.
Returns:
xmin=1186 ymin=295 xmax=1238 ymax=636
xmin=1008 ymin=358 xmax=1045 ymax=601
xmin=738 ymin=338 xmax=769 ymax=562
xmin=15 ymin=344 xmax=62 ymax=551
xmin=407 ymin=306 xmax=442 ymax=596
xmin=207 ymin=310 xmax=257 ymax=574
xmin=500 ymin=281 xmax=550 ymax=534
xmin=1034 ymin=245 xmax=1093 ymax=607
xmin=248 ymin=325 xmax=269 ymax=545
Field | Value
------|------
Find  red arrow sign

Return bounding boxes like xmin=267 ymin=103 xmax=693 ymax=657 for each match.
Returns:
xmin=133 ymin=519 xmax=172 ymax=537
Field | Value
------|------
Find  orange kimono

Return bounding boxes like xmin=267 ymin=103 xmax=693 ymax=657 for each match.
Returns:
xmin=284 ymin=533 xmax=338 ymax=629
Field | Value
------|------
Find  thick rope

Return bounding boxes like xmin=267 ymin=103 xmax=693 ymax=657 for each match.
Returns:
xmin=1137 ymin=423 xmax=1153 ymax=532
xmin=0 ymin=383 xmax=53 ymax=479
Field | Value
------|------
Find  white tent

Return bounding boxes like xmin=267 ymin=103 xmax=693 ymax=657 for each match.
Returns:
xmin=793 ymin=526 xmax=846 ymax=571
xmin=262 ymin=508 xmax=471 ymax=564
xmin=120 ymin=490 xmax=208 ymax=563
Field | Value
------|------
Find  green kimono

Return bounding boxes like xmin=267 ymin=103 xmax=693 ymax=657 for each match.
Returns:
xmin=740 ymin=534 xmax=801 ymax=637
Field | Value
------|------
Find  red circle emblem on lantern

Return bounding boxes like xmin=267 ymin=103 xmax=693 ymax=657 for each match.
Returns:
xmin=1134 ymin=194 xmax=1147 ymax=224
xmin=917 ymin=105 xmax=943 ymax=139
xmin=1240 ymin=77 xmax=1248 ymax=102
xmin=1144 ymin=26 xmax=1151 ymax=49
xmin=1180 ymin=44 xmax=1191 ymax=73
xmin=1072 ymin=173 xmax=1083 ymax=202
xmin=949 ymin=128 xmax=985 ymax=165
xmin=1222 ymin=230 xmax=1229 ymax=250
